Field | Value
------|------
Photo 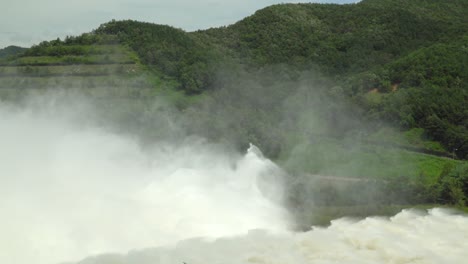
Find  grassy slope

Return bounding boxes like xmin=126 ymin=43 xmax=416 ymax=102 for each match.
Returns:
xmin=0 ymin=40 xmax=155 ymax=91
xmin=190 ymin=0 xmax=467 ymax=160
xmin=194 ymin=0 xmax=468 ymax=210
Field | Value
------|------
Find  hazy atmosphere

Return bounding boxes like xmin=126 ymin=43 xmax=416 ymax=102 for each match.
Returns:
xmin=1 ymin=88 xmax=467 ymax=264
xmin=1 ymin=0 xmax=467 ymax=263
xmin=1 ymin=90 xmax=466 ymax=264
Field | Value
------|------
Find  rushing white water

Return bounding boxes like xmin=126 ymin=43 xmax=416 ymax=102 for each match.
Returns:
xmin=0 ymin=98 xmax=467 ymax=264
xmin=0 ymin=101 xmax=290 ymax=264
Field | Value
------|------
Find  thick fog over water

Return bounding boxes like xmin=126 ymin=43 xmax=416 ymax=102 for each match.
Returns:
xmin=0 ymin=94 xmax=467 ymax=264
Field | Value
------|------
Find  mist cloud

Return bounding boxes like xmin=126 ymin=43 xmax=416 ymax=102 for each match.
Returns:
xmin=0 ymin=68 xmax=466 ymax=264
xmin=0 ymin=93 xmax=290 ymax=264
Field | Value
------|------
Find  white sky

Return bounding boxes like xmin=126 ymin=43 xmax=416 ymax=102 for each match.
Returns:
xmin=0 ymin=0 xmax=358 ymax=48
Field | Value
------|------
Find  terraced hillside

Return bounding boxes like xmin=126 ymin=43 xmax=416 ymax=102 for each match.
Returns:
xmin=0 ymin=34 xmax=153 ymax=95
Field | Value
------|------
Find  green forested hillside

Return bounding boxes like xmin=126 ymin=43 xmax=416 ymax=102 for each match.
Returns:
xmin=93 ymin=20 xmax=218 ymax=94
xmin=369 ymin=36 xmax=468 ymax=159
xmin=199 ymin=0 xmax=467 ymax=73
xmin=1 ymin=0 xmax=467 ymax=207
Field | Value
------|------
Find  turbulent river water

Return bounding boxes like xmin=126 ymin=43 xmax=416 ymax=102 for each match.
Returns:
xmin=0 ymin=99 xmax=467 ymax=264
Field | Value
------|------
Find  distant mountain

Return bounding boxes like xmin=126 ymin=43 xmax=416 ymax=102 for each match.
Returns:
xmin=0 ymin=45 xmax=26 ymax=58
xmin=91 ymin=0 xmax=468 ymax=90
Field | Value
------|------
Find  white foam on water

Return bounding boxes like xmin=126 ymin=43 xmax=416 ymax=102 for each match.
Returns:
xmin=77 ymin=208 xmax=468 ymax=264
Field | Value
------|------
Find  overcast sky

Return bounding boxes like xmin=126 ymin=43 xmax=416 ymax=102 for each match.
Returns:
xmin=1 ymin=0 xmax=358 ymax=48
